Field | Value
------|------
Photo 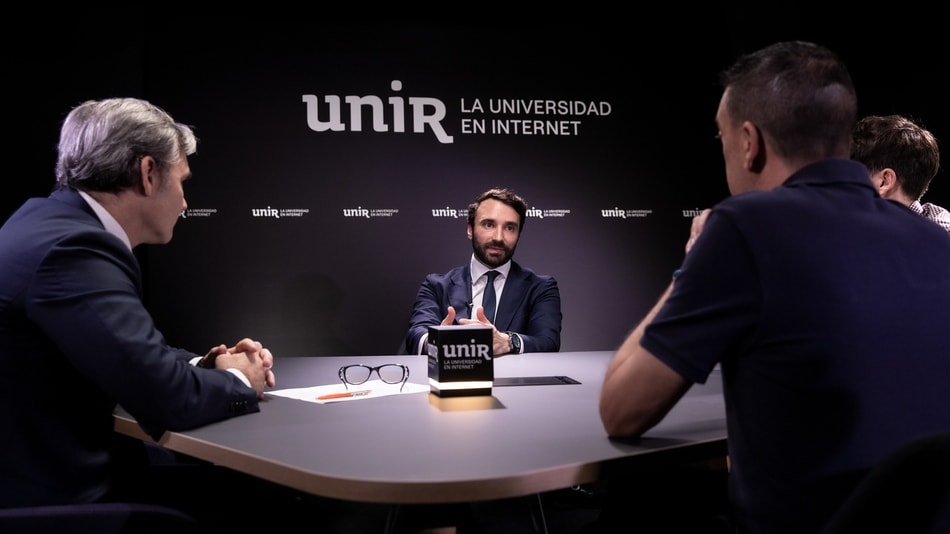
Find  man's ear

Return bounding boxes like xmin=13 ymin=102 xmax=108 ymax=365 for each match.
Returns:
xmin=137 ymin=156 xmax=159 ymax=196
xmin=877 ymin=168 xmax=899 ymax=197
xmin=743 ymin=121 xmax=766 ymax=173
xmin=466 ymin=225 xmax=473 ymax=240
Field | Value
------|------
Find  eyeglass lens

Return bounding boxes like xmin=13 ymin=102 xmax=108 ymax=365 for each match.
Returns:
xmin=340 ymin=364 xmax=408 ymax=387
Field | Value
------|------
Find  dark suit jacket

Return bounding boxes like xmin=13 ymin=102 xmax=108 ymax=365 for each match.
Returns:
xmin=405 ymin=261 xmax=562 ymax=354
xmin=0 ymin=189 xmax=258 ymax=507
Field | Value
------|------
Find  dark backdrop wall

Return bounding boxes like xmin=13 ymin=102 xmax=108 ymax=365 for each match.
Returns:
xmin=12 ymin=15 xmax=948 ymax=357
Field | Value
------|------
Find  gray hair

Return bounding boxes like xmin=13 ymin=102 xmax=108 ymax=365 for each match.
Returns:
xmin=55 ymin=98 xmax=197 ymax=192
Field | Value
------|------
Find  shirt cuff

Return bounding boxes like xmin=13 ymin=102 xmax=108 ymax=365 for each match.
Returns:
xmin=226 ymin=368 xmax=252 ymax=388
xmin=191 ymin=356 xmax=252 ymax=388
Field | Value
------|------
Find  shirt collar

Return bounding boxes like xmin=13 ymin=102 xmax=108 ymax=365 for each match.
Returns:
xmin=783 ymin=158 xmax=874 ymax=191
xmin=470 ymin=254 xmax=511 ymax=283
xmin=78 ymin=190 xmax=132 ymax=251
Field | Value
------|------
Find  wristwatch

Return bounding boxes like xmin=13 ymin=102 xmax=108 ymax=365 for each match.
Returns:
xmin=506 ymin=332 xmax=522 ymax=354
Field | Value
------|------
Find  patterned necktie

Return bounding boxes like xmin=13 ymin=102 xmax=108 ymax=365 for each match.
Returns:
xmin=482 ymin=270 xmax=500 ymax=323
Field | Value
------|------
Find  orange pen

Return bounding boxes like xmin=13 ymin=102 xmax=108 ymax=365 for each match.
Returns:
xmin=317 ymin=389 xmax=371 ymax=400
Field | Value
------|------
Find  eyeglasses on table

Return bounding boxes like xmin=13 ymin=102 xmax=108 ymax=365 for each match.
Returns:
xmin=339 ymin=363 xmax=410 ymax=392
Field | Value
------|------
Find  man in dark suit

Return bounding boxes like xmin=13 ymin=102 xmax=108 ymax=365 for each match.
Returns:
xmin=400 ymin=187 xmax=563 ymax=532
xmin=0 ymin=98 xmax=276 ymax=514
xmin=405 ymin=187 xmax=562 ymax=356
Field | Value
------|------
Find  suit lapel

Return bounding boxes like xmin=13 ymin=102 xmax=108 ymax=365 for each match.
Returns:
xmin=449 ymin=267 xmax=473 ymax=320
xmin=493 ymin=262 xmax=525 ymax=330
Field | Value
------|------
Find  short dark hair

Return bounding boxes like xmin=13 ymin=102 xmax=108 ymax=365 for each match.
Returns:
xmin=467 ymin=188 xmax=528 ymax=230
xmin=720 ymin=41 xmax=857 ymax=164
xmin=851 ymin=114 xmax=941 ymax=201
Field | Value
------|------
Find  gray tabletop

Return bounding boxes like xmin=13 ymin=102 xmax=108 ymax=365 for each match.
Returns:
xmin=115 ymin=351 xmax=727 ymax=504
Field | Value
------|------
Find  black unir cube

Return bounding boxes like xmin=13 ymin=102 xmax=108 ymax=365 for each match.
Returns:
xmin=427 ymin=324 xmax=493 ymax=397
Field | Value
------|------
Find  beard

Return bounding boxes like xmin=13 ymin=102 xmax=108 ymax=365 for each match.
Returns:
xmin=472 ymin=238 xmax=514 ymax=268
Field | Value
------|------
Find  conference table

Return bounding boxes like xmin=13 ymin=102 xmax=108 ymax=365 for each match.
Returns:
xmin=113 ymin=351 xmax=727 ymax=507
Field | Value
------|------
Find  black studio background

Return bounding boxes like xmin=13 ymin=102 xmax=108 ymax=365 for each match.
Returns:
xmin=12 ymin=14 xmax=947 ymax=357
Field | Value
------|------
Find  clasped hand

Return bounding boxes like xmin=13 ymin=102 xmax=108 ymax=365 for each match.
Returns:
xmin=444 ymin=305 xmax=512 ymax=356
xmin=202 ymin=338 xmax=276 ymax=398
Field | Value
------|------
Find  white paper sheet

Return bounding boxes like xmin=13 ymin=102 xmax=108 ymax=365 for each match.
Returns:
xmin=267 ymin=379 xmax=430 ymax=404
